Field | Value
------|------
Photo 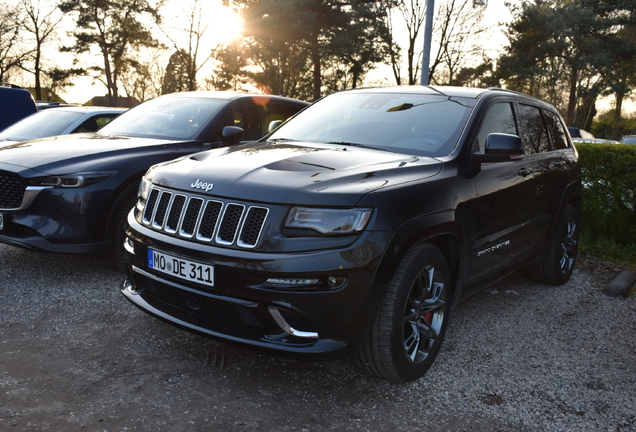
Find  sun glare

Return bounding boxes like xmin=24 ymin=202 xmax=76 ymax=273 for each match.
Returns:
xmin=210 ymin=8 xmax=243 ymax=43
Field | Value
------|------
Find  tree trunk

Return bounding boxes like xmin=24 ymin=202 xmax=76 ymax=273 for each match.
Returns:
xmin=34 ymin=47 xmax=42 ymax=100
xmin=612 ymin=90 xmax=624 ymax=141
xmin=565 ymin=65 xmax=578 ymax=126
xmin=311 ymin=35 xmax=321 ymax=101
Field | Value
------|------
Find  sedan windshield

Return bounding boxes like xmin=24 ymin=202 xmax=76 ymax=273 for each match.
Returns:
xmin=0 ymin=110 xmax=84 ymax=142
xmin=98 ymin=97 xmax=224 ymax=140
xmin=269 ymin=91 xmax=474 ymax=157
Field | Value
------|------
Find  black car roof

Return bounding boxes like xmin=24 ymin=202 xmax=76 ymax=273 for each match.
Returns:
xmin=160 ymin=91 xmax=308 ymax=104
xmin=336 ymin=85 xmax=551 ymax=103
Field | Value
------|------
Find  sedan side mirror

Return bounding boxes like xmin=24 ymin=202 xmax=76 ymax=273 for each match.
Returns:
xmin=221 ymin=126 xmax=244 ymax=146
xmin=473 ymin=133 xmax=524 ymax=163
xmin=268 ymin=120 xmax=283 ymax=134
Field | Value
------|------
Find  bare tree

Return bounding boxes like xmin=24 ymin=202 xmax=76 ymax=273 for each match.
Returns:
xmin=119 ymin=48 xmax=166 ymax=102
xmin=384 ymin=11 xmax=403 ymax=85
xmin=391 ymin=0 xmax=427 ymax=85
xmin=59 ymin=0 xmax=161 ymax=106
xmin=429 ymin=0 xmax=488 ymax=85
xmin=159 ymin=0 xmax=218 ymax=92
xmin=0 ymin=1 xmax=28 ymax=82
xmin=18 ymin=0 xmax=64 ymax=100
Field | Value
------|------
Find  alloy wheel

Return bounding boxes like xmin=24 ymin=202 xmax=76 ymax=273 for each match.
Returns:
xmin=402 ymin=264 xmax=446 ymax=365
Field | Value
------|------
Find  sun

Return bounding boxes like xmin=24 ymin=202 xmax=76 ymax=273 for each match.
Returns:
xmin=209 ymin=7 xmax=243 ymax=43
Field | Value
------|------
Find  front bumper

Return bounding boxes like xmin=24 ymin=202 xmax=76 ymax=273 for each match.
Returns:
xmin=0 ymin=180 xmax=119 ymax=255
xmin=121 ymin=218 xmax=391 ymax=360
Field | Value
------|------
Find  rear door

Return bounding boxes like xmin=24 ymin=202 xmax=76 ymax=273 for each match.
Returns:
xmin=526 ymin=107 xmax=576 ymax=249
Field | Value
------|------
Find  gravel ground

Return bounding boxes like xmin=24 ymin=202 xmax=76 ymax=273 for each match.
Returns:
xmin=0 ymin=242 xmax=635 ymax=431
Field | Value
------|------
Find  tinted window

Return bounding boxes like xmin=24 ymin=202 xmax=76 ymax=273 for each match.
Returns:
xmin=544 ymin=111 xmax=569 ymax=150
xmin=474 ymin=102 xmax=517 ymax=153
xmin=519 ymin=104 xmax=549 ymax=154
xmin=98 ymin=97 xmax=224 ymax=140
xmin=219 ymin=104 xmax=264 ymax=142
xmin=0 ymin=110 xmax=84 ymax=141
xmin=73 ymin=114 xmax=119 ymax=133
xmin=269 ymin=92 xmax=474 ymax=157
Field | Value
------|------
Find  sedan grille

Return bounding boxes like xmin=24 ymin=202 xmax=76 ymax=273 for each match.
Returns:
xmin=142 ymin=187 xmax=268 ymax=249
xmin=0 ymin=171 xmax=29 ymax=209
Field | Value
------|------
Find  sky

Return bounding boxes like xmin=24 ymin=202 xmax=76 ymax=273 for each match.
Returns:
xmin=10 ymin=0 xmax=628 ymax=114
xmin=49 ymin=0 xmax=517 ymax=104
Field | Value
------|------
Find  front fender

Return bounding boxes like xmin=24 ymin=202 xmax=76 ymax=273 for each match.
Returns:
xmin=369 ymin=210 xmax=464 ymax=307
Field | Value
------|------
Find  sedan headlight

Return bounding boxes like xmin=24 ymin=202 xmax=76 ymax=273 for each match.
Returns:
xmin=30 ymin=171 xmax=115 ymax=188
xmin=284 ymin=207 xmax=373 ymax=235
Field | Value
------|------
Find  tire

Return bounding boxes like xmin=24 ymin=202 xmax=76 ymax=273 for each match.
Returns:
xmin=528 ymin=204 xmax=579 ymax=285
xmin=356 ymin=244 xmax=451 ymax=383
xmin=111 ymin=193 xmax=138 ymax=270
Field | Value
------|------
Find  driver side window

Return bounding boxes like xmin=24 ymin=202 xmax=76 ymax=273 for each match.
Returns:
xmin=475 ymin=103 xmax=517 ymax=153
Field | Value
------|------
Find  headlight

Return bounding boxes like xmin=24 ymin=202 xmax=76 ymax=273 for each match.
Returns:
xmin=284 ymin=207 xmax=373 ymax=235
xmin=30 ymin=171 xmax=115 ymax=188
xmin=138 ymin=176 xmax=152 ymax=202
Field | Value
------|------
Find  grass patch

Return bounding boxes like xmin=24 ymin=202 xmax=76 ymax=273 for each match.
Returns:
xmin=580 ymin=232 xmax=636 ymax=271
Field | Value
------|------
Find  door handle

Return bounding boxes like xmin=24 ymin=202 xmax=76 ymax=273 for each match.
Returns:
xmin=517 ymin=168 xmax=533 ymax=177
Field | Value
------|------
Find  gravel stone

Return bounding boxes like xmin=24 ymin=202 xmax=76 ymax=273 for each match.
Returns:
xmin=0 ymin=244 xmax=634 ymax=431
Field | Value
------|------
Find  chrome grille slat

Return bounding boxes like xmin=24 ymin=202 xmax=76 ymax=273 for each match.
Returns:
xmin=152 ymin=191 xmax=173 ymax=229
xmin=179 ymin=197 xmax=204 ymax=238
xmin=142 ymin=189 xmax=160 ymax=225
xmin=196 ymin=201 xmax=223 ymax=241
xmin=216 ymin=204 xmax=245 ymax=245
xmin=143 ymin=187 xmax=268 ymax=249
xmin=165 ymin=194 xmax=186 ymax=233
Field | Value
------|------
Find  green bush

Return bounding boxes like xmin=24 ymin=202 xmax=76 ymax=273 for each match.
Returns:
xmin=590 ymin=114 xmax=636 ymax=140
xmin=575 ymin=142 xmax=636 ymax=259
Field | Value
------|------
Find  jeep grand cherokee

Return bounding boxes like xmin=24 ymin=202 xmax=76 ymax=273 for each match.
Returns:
xmin=121 ymin=86 xmax=581 ymax=382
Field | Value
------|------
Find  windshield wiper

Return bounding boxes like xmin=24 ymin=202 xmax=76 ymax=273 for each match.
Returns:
xmin=327 ymin=141 xmax=368 ymax=147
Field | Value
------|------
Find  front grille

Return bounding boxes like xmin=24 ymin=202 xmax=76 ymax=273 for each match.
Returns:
xmin=0 ymin=171 xmax=28 ymax=209
xmin=142 ymin=187 xmax=268 ymax=249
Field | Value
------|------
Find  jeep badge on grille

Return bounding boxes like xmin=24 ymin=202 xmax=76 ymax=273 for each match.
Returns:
xmin=191 ymin=179 xmax=214 ymax=192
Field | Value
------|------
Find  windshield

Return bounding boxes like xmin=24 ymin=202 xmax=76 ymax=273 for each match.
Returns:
xmin=269 ymin=92 xmax=474 ymax=157
xmin=98 ymin=96 xmax=224 ymax=140
xmin=0 ymin=110 xmax=85 ymax=142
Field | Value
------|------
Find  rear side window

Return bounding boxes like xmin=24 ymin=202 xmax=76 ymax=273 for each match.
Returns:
xmin=474 ymin=102 xmax=517 ymax=153
xmin=544 ymin=111 xmax=570 ymax=150
xmin=264 ymin=102 xmax=305 ymax=132
xmin=220 ymin=103 xmax=264 ymax=142
xmin=519 ymin=104 xmax=550 ymax=154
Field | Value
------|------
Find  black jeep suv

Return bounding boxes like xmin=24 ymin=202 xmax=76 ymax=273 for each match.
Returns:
xmin=121 ymin=86 xmax=581 ymax=382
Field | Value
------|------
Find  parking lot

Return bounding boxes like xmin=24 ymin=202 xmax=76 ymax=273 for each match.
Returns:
xmin=1 ymin=242 xmax=635 ymax=431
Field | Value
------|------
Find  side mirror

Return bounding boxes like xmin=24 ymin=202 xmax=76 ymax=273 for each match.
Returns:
xmin=473 ymin=133 xmax=524 ymax=163
xmin=268 ymin=120 xmax=283 ymax=134
xmin=221 ymin=126 xmax=244 ymax=146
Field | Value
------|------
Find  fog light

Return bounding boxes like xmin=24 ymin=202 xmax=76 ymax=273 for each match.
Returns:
xmin=266 ymin=278 xmax=320 ymax=286
xmin=328 ymin=276 xmax=347 ymax=288
xmin=124 ymin=237 xmax=135 ymax=255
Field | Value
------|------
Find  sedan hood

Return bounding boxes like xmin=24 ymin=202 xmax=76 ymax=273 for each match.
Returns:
xmin=148 ymin=141 xmax=443 ymax=206
xmin=0 ymin=134 xmax=192 ymax=175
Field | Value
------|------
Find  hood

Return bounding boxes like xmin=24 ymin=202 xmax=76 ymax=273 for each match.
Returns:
xmin=148 ymin=142 xmax=443 ymax=206
xmin=0 ymin=134 xmax=193 ymax=176
xmin=0 ymin=139 xmax=20 ymax=149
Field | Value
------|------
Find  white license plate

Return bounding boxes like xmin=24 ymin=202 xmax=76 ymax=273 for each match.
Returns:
xmin=148 ymin=248 xmax=214 ymax=287
xmin=0 ymin=213 xmax=3 ymax=230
